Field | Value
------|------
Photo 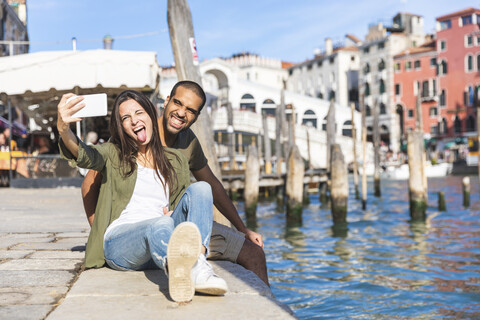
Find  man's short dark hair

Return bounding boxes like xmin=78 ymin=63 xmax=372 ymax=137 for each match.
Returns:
xmin=169 ymin=80 xmax=207 ymax=112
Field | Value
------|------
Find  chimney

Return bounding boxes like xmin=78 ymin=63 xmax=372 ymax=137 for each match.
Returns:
xmin=103 ymin=35 xmax=114 ymax=50
xmin=325 ymin=38 xmax=333 ymax=56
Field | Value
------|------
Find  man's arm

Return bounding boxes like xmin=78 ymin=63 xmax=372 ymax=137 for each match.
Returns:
xmin=192 ymin=164 xmax=264 ymax=247
xmin=82 ymin=170 xmax=102 ymax=227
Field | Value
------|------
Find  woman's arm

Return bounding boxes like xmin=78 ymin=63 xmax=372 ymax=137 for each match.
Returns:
xmin=57 ymin=93 xmax=85 ymax=158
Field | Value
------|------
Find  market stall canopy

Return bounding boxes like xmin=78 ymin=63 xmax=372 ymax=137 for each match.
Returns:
xmin=0 ymin=49 xmax=161 ymax=128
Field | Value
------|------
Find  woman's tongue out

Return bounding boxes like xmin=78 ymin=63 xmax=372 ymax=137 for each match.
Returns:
xmin=135 ymin=127 xmax=147 ymax=142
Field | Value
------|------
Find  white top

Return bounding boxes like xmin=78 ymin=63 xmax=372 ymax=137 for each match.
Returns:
xmin=104 ymin=164 xmax=169 ymax=241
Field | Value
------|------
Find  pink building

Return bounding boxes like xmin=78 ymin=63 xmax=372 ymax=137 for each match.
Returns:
xmin=436 ymin=8 xmax=480 ymax=138
xmin=394 ymin=41 xmax=438 ymax=141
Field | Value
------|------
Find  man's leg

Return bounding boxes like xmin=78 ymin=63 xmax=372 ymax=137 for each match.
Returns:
xmin=236 ymin=239 xmax=269 ymax=286
xmin=208 ymin=222 xmax=269 ymax=286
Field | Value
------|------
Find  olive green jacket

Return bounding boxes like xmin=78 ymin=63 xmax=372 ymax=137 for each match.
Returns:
xmin=59 ymin=139 xmax=190 ymax=268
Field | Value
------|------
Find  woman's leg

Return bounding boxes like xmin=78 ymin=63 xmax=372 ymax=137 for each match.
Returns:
xmin=170 ymin=181 xmax=213 ymax=251
xmin=170 ymin=182 xmax=228 ymax=296
xmin=104 ymin=216 xmax=174 ymax=271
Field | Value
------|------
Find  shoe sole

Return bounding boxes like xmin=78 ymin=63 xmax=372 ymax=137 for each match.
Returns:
xmin=195 ymin=286 xmax=228 ymax=296
xmin=167 ymin=222 xmax=201 ymax=302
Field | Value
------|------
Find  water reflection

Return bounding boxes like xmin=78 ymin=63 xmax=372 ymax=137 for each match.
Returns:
xmin=251 ymin=176 xmax=480 ymax=319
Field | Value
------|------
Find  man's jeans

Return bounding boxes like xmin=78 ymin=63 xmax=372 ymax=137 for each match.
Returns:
xmin=104 ymin=182 xmax=213 ymax=271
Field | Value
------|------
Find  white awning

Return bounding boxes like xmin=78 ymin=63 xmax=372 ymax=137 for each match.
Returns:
xmin=0 ymin=49 xmax=160 ymax=96
xmin=0 ymin=50 xmax=161 ymax=131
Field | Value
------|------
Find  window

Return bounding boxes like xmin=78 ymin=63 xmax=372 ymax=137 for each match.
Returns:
xmin=440 ymin=40 xmax=447 ymax=51
xmin=438 ymin=60 xmax=448 ymax=75
xmin=466 ymin=35 xmax=473 ymax=47
xmin=351 ymin=56 xmax=355 ymax=61
xmin=364 ymin=63 xmax=370 ymax=74
xmin=342 ymin=120 xmax=352 ymax=137
xmin=467 ymin=86 xmax=474 ymax=106
xmin=440 ymin=20 xmax=451 ymax=30
xmin=302 ymin=110 xmax=317 ymax=128
xmin=378 ymin=42 xmax=385 ymax=49
xmin=405 ymin=61 xmax=412 ymax=71
xmin=414 ymin=60 xmax=421 ymax=69
xmin=408 ymin=109 xmax=414 ymax=118
xmin=307 ymin=64 xmax=312 ymax=70
xmin=366 ymin=105 xmax=371 ymax=116
xmin=462 ymin=15 xmax=473 ymax=26
xmin=378 ymin=59 xmax=385 ymax=71
xmin=395 ymin=84 xmax=401 ymax=96
xmin=317 ymin=61 xmax=323 ymax=67
xmin=478 ymin=55 xmax=480 ymax=71
xmin=467 ymin=55 xmax=474 ymax=72
xmin=467 ymin=116 xmax=475 ymax=132
xmin=422 ymin=81 xmax=429 ymax=97
xmin=380 ymin=79 xmax=385 ymax=94
xmin=431 ymin=125 xmax=438 ymax=135
xmin=430 ymin=57 xmax=437 ymax=67
xmin=365 ymin=83 xmax=370 ymax=96
xmin=329 ymin=90 xmax=336 ymax=101
xmin=363 ymin=46 xmax=370 ymax=54
xmin=433 ymin=79 xmax=437 ymax=96
xmin=380 ymin=103 xmax=386 ymax=115
xmin=414 ymin=81 xmax=420 ymax=96
xmin=395 ymin=62 xmax=401 ymax=72
xmin=329 ymin=57 xmax=335 ymax=64
xmin=440 ymin=90 xmax=446 ymax=106
xmin=454 ymin=116 xmax=461 ymax=133
xmin=429 ymin=107 xmax=438 ymax=117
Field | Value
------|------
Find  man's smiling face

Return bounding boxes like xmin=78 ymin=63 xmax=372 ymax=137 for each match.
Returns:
xmin=163 ymin=86 xmax=202 ymax=135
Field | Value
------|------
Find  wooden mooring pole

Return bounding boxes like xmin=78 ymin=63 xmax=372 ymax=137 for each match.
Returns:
xmin=361 ymin=95 xmax=367 ymax=210
xmin=244 ymin=145 xmax=260 ymax=225
xmin=373 ymin=99 xmax=381 ymax=197
xmin=262 ymin=113 xmax=272 ymax=174
xmin=286 ymin=146 xmax=304 ymax=222
xmin=167 ymin=0 xmax=230 ymax=226
xmin=438 ymin=192 xmax=446 ymax=211
xmin=227 ymin=102 xmax=236 ymax=170
xmin=330 ymin=144 xmax=348 ymax=224
xmin=407 ymin=131 xmax=427 ymax=220
xmin=351 ymin=102 xmax=359 ymax=199
xmin=463 ymin=176 xmax=470 ymax=208
xmin=326 ymin=98 xmax=336 ymax=174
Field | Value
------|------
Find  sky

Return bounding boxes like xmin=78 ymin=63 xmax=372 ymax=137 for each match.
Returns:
xmin=27 ymin=0 xmax=478 ymax=66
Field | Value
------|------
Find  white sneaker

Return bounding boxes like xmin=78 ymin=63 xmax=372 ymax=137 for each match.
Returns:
xmin=167 ymin=222 xmax=201 ymax=302
xmin=192 ymin=254 xmax=228 ymax=295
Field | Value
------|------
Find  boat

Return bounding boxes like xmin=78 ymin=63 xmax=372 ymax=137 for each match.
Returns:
xmin=381 ymin=162 xmax=452 ymax=180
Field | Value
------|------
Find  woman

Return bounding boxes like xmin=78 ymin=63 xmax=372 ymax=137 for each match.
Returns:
xmin=57 ymin=90 xmax=227 ymax=302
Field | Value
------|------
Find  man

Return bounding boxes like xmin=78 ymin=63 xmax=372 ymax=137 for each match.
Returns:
xmin=82 ymin=81 xmax=269 ymax=285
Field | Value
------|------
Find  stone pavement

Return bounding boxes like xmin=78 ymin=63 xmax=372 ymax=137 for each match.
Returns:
xmin=0 ymin=188 xmax=296 ymax=320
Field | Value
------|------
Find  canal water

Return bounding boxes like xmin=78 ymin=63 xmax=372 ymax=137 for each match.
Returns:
xmin=238 ymin=175 xmax=480 ymax=319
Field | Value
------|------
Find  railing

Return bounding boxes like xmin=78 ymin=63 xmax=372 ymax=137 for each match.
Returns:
xmin=0 ymin=153 xmax=81 ymax=187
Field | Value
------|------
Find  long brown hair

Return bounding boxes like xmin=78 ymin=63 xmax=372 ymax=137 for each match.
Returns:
xmin=110 ymin=90 xmax=177 ymax=195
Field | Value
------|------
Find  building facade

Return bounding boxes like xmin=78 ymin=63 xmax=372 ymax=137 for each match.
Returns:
xmin=360 ymin=13 xmax=427 ymax=152
xmin=436 ymin=8 xmax=480 ymax=138
xmin=286 ymin=35 xmax=360 ymax=109
xmin=394 ymin=41 xmax=439 ymax=143
xmin=1 ymin=0 xmax=28 ymax=56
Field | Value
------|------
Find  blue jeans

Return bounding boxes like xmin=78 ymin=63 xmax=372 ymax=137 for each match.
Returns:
xmin=104 ymin=182 xmax=213 ymax=271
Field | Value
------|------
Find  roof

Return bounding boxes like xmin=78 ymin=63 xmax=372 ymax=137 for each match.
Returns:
xmin=436 ymin=7 xmax=480 ymax=21
xmin=0 ymin=49 xmax=160 ymax=96
xmin=394 ymin=41 xmax=436 ymax=58
xmin=281 ymin=61 xmax=294 ymax=69
xmin=345 ymin=34 xmax=361 ymax=43
xmin=394 ymin=12 xmax=423 ymax=18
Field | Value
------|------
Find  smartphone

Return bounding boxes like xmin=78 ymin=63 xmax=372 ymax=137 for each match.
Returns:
xmin=68 ymin=93 xmax=108 ymax=118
